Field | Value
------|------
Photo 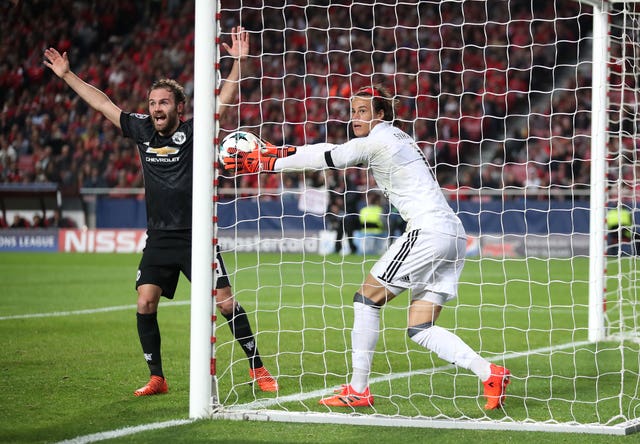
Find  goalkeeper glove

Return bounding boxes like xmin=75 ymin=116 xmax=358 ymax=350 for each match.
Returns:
xmin=250 ymin=133 xmax=297 ymax=158
xmin=262 ymin=143 xmax=297 ymax=158
xmin=223 ymin=149 xmax=277 ymax=174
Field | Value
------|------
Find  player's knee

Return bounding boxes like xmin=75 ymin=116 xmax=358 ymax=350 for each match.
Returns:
xmin=407 ymin=322 xmax=433 ymax=339
xmin=215 ymin=289 xmax=235 ymax=316
xmin=353 ymin=292 xmax=382 ymax=308
xmin=217 ymin=300 xmax=235 ymax=316
xmin=136 ymin=286 xmax=161 ymax=313
xmin=216 ymin=297 xmax=235 ymax=318
xmin=137 ymin=300 xmax=157 ymax=314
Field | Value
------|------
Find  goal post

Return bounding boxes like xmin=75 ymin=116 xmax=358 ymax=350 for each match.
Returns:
xmin=191 ymin=0 xmax=640 ymax=434
xmin=588 ymin=0 xmax=608 ymax=343
xmin=190 ymin=0 xmax=217 ymax=419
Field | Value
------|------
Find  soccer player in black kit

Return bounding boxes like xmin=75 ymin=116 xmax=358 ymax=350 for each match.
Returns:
xmin=43 ymin=27 xmax=278 ymax=395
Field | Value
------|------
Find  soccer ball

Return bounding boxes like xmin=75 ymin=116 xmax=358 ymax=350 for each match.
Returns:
xmin=219 ymin=131 xmax=261 ymax=159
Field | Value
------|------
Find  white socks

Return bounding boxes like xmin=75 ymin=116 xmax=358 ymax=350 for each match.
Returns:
xmin=409 ymin=324 xmax=491 ymax=381
xmin=350 ymin=302 xmax=380 ymax=392
xmin=349 ymin=301 xmax=492 ymax=393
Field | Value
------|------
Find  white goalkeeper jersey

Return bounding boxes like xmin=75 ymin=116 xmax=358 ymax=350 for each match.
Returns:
xmin=275 ymin=121 xmax=465 ymax=236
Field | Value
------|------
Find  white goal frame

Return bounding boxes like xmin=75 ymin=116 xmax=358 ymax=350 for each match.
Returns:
xmin=190 ymin=0 xmax=217 ymax=419
xmin=189 ymin=0 xmax=640 ymax=435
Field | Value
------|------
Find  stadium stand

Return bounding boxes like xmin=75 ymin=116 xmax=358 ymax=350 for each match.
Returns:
xmin=0 ymin=0 xmax=589 ymax=217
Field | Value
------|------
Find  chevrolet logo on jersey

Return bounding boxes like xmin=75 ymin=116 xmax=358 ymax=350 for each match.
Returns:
xmin=146 ymin=146 xmax=179 ymax=157
xmin=145 ymin=145 xmax=181 ymax=163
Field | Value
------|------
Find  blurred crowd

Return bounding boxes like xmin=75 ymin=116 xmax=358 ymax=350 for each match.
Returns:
xmin=0 ymin=207 xmax=77 ymax=229
xmin=0 ymin=0 xmax=192 ymax=196
xmin=0 ymin=0 xmax=616 ymax=221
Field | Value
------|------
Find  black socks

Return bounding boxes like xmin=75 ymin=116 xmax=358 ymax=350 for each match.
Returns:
xmin=222 ymin=304 xmax=263 ymax=369
xmin=136 ymin=312 xmax=163 ymax=377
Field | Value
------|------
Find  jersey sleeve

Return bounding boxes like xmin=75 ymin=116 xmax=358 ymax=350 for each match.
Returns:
xmin=324 ymin=138 xmax=370 ymax=169
xmin=120 ymin=112 xmax=151 ymax=141
xmin=274 ymin=139 xmax=370 ymax=172
xmin=273 ymin=143 xmax=332 ymax=171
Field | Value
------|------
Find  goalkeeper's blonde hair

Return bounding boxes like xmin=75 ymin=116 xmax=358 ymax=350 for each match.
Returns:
xmin=353 ymin=84 xmax=396 ymax=121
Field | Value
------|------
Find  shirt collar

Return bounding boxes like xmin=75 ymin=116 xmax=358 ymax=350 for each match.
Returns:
xmin=370 ymin=121 xmax=391 ymax=135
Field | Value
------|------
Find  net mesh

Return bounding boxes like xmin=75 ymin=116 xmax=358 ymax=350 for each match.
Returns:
xmin=605 ymin=3 xmax=640 ymax=351
xmin=211 ymin=0 xmax=640 ymax=432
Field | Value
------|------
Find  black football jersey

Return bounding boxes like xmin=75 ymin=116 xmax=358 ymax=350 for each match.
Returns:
xmin=120 ymin=112 xmax=194 ymax=230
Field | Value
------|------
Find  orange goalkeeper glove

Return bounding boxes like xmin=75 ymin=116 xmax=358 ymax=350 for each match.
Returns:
xmin=223 ymin=148 xmax=277 ymax=174
xmin=250 ymin=134 xmax=297 ymax=158
xmin=262 ymin=142 xmax=297 ymax=158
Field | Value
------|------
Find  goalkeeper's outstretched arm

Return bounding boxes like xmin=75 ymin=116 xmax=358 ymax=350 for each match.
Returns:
xmin=272 ymin=144 xmax=334 ymax=171
xmin=223 ymin=143 xmax=333 ymax=174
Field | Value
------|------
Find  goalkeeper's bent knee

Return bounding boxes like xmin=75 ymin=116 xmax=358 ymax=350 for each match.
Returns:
xmin=407 ymin=322 xmax=434 ymax=338
xmin=353 ymin=292 xmax=382 ymax=309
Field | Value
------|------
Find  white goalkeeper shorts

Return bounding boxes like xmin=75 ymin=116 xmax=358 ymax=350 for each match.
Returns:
xmin=370 ymin=228 xmax=466 ymax=305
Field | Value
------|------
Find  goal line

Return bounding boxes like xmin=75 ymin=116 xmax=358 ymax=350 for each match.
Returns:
xmin=219 ymin=338 xmax=639 ymax=436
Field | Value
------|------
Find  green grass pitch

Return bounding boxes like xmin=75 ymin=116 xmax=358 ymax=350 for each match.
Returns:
xmin=0 ymin=252 xmax=638 ymax=443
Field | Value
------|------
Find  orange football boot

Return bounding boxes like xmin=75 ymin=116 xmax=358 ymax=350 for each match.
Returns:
xmin=249 ymin=366 xmax=279 ymax=392
xmin=134 ymin=375 xmax=168 ymax=397
xmin=319 ymin=384 xmax=374 ymax=407
xmin=483 ymin=364 xmax=510 ymax=410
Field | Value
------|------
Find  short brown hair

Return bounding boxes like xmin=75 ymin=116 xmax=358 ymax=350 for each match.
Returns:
xmin=149 ymin=79 xmax=186 ymax=105
xmin=354 ymin=84 xmax=395 ymax=121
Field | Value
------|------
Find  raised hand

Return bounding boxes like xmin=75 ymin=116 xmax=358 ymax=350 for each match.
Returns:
xmin=43 ymin=48 xmax=71 ymax=78
xmin=222 ymin=26 xmax=249 ymax=61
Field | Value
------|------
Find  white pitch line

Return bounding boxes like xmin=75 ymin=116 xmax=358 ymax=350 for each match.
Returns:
xmin=14 ymin=298 xmax=592 ymax=441
xmin=54 ymin=338 xmax=594 ymax=443
xmin=55 ymin=419 xmax=195 ymax=444
xmin=0 ymin=300 xmax=579 ymax=321
xmin=0 ymin=300 xmax=191 ymax=321
xmin=231 ymin=338 xmax=593 ymax=411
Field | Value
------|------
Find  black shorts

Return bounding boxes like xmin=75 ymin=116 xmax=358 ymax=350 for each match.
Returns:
xmin=136 ymin=229 xmax=231 ymax=299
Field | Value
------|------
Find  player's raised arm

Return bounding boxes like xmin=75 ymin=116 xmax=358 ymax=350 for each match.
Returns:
xmin=43 ymin=47 xmax=122 ymax=129
xmin=218 ymin=26 xmax=249 ymax=117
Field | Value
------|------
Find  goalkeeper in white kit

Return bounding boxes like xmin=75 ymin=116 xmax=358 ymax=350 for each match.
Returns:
xmin=224 ymin=84 xmax=510 ymax=409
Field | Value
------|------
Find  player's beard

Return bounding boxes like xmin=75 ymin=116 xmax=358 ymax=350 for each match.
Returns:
xmin=153 ymin=110 xmax=179 ymax=135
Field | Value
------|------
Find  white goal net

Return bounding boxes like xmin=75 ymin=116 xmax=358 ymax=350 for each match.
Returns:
xmin=195 ymin=0 xmax=640 ymax=435
xmin=603 ymin=2 xmax=640 ymax=349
